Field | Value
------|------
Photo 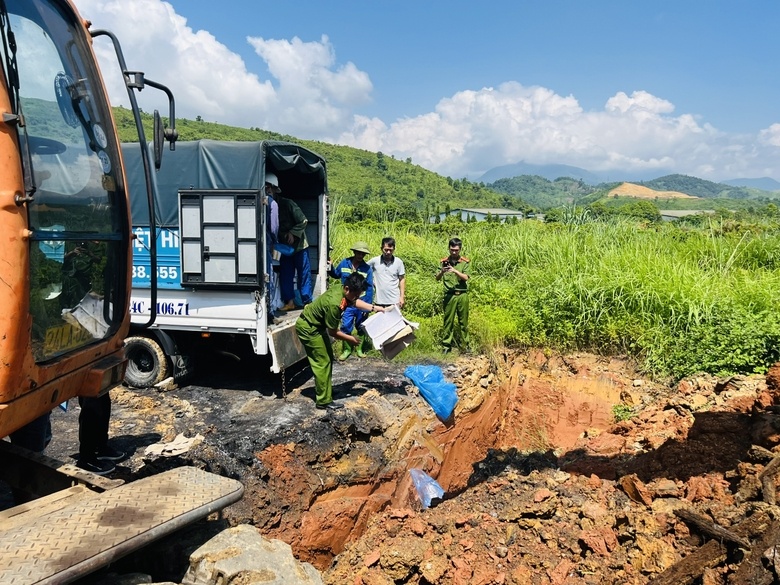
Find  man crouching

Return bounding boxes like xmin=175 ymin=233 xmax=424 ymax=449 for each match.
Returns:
xmin=295 ymin=273 xmax=385 ymax=411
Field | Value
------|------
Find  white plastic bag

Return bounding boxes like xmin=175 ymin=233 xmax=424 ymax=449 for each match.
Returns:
xmin=409 ymin=468 xmax=444 ymax=509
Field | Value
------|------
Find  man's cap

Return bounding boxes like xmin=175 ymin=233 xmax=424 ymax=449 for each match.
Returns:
xmin=265 ymin=172 xmax=281 ymax=191
xmin=351 ymin=241 xmax=370 ymax=254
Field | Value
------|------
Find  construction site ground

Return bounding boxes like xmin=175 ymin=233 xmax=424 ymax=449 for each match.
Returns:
xmin=38 ymin=349 xmax=780 ymax=584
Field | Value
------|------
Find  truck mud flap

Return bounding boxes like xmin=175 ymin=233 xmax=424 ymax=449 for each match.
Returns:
xmin=0 ymin=466 xmax=243 ymax=585
xmin=268 ymin=320 xmax=306 ymax=373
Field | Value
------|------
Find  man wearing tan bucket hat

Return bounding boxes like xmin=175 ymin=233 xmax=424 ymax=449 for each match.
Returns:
xmin=328 ymin=241 xmax=375 ymax=360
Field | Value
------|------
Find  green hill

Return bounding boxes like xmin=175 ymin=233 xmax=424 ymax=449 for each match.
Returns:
xmin=641 ymin=174 xmax=759 ymax=199
xmin=488 ymin=170 xmax=780 ymax=211
xmin=113 ymin=108 xmax=530 ymax=222
xmin=488 ymin=175 xmax=597 ymax=209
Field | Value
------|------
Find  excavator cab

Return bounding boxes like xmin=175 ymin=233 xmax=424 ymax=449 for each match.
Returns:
xmin=0 ymin=0 xmax=131 ymax=434
xmin=0 ymin=2 xmax=243 ymax=582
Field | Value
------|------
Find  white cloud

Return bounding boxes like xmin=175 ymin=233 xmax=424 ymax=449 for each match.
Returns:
xmin=605 ymin=90 xmax=675 ymax=115
xmin=72 ymin=0 xmax=371 ymax=136
xmin=760 ymin=124 xmax=780 ymax=147
xmin=246 ymin=35 xmax=372 ymax=135
xmin=341 ymin=84 xmax=780 ymax=181
xmin=72 ymin=0 xmax=780 ymax=181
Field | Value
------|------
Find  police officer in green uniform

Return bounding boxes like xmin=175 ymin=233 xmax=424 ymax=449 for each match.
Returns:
xmin=435 ymin=237 xmax=470 ymax=353
xmin=295 ymin=273 xmax=385 ymax=410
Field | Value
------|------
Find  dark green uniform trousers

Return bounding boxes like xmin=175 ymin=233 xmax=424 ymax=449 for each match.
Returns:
xmin=442 ymin=291 xmax=469 ymax=349
xmin=295 ymin=319 xmax=335 ymax=405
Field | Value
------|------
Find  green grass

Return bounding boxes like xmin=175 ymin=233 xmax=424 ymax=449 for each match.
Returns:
xmin=334 ymin=216 xmax=780 ymax=381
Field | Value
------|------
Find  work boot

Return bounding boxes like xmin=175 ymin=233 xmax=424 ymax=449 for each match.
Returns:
xmin=280 ymin=300 xmax=296 ymax=312
xmin=338 ymin=343 xmax=352 ymax=361
xmin=355 ymin=334 xmax=370 ymax=358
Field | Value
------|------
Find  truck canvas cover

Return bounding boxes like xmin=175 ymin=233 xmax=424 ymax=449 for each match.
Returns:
xmin=122 ymin=139 xmax=327 ymax=228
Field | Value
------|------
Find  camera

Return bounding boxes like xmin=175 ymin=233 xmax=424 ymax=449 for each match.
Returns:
xmin=441 ymin=260 xmax=450 ymax=268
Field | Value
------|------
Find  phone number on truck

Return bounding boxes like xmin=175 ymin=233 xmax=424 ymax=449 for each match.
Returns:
xmin=129 ymin=300 xmax=190 ymax=316
xmin=132 ymin=265 xmax=179 ymax=280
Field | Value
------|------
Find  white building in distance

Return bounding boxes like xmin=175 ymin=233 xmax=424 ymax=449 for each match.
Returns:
xmin=433 ymin=207 xmax=528 ymax=223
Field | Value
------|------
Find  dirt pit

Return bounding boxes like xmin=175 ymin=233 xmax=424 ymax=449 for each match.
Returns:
xmin=40 ymin=350 xmax=780 ymax=584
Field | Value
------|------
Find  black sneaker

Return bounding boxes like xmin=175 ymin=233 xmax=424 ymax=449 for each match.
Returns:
xmin=78 ymin=458 xmax=115 ymax=476
xmin=96 ymin=445 xmax=126 ymax=461
xmin=315 ymin=402 xmax=344 ymax=411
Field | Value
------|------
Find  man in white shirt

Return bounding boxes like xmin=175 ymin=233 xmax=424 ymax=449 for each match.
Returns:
xmin=368 ymin=237 xmax=405 ymax=308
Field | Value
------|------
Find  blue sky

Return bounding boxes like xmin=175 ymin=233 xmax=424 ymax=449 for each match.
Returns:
xmin=73 ymin=0 xmax=780 ymax=182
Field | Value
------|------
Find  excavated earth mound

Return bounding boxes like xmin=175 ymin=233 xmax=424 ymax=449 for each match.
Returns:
xmin=41 ymin=351 xmax=780 ymax=584
xmin=607 ymin=182 xmax=698 ymax=199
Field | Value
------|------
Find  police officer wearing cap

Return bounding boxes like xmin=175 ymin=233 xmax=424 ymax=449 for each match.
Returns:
xmin=328 ymin=242 xmax=375 ymax=359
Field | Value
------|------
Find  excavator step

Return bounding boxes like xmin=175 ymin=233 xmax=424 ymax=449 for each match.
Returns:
xmin=0 ymin=466 xmax=244 ymax=585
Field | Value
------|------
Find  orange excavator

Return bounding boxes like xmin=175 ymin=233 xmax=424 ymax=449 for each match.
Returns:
xmin=0 ymin=1 xmax=242 ymax=583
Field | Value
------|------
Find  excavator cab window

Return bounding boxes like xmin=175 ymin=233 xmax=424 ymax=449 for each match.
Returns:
xmin=2 ymin=0 xmax=128 ymax=361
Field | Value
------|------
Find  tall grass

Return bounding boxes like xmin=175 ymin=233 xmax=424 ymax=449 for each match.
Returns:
xmin=332 ymin=217 xmax=780 ymax=380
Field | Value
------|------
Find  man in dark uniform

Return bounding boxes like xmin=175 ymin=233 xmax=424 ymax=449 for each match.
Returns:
xmin=435 ymin=237 xmax=470 ymax=353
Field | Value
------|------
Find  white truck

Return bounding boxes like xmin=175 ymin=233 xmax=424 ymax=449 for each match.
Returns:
xmin=121 ymin=140 xmax=329 ymax=386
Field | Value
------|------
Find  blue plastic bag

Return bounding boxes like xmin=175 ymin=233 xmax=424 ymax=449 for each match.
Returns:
xmin=404 ymin=365 xmax=458 ymax=421
xmin=273 ymin=243 xmax=295 ymax=257
xmin=409 ymin=468 xmax=444 ymax=509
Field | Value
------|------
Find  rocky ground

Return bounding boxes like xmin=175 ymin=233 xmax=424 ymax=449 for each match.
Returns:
xmin=38 ymin=349 xmax=780 ymax=584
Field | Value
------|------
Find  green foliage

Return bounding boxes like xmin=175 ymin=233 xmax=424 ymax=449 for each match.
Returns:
xmin=333 ymin=213 xmax=780 ymax=382
xmin=490 ymin=175 xmax=597 ymax=210
xmin=643 ymin=174 xmax=756 ymax=199
xmin=588 ymin=200 xmax=661 ymax=223
xmin=612 ymin=404 xmax=634 ymax=422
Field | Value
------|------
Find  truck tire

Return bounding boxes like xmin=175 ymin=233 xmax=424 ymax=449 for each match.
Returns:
xmin=124 ymin=336 xmax=169 ymax=388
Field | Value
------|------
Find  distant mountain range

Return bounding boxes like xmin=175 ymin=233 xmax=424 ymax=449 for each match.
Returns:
xmin=489 ymin=172 xmax=780 ymax=211
xmin=722 ymin=177 xmax=780 ymax=191
xmin=478 ymin=162 xmax=604 ymax=185
xmin=478 ymin=161 xmax=780 ymax=192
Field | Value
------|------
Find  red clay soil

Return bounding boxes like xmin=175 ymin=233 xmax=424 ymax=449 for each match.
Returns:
xmin=321 ymin=355 xmax=780 ymax=584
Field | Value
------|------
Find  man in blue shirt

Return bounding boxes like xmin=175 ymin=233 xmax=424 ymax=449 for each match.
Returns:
xmin=329 ymin=242 xmax=374 ymax=359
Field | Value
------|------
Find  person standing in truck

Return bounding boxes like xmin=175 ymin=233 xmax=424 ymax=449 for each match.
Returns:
xmin=435 ymin=237 xmax=470 ymax=354
xmin=329 ymin=241 xmax=374 ymax=360
xmin=277 ymin=191 xmax=312 ymax=310
xmin=295 ymin=273 xmax=385 ymax=410
xmin=367 ymin=237 xmax=406 ymax=309
xmin=264 ymin=173 xmax=281 ymax=315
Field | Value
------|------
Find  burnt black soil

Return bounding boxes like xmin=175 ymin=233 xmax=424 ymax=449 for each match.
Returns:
xmin=15 ymin=352 xmax=450 ymax=583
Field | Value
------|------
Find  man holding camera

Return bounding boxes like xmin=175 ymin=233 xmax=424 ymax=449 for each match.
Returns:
xmin=435 ymin=237 xmax=470 ymax=353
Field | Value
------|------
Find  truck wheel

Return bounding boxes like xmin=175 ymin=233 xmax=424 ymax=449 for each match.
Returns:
xmin=124 ymin=336 xmax=169 ymax=388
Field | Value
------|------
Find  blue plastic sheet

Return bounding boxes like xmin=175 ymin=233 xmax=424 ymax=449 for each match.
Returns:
xmin=409 ymin=468 xmax=444 ymax=508
xmin=404 ymin=365 xmax=458 ymax=421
